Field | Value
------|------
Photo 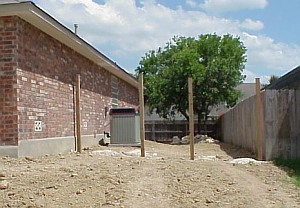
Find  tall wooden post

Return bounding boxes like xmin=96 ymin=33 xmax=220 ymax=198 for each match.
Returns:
xmin=255 ymin=78 xmax=263 ymax=160
xmin=188 ymin=77 xmax=194 ymax=160
xmin=75 ymin=74 xmax=82 ymax=153
xmin=139 ymin=73 xmax=145 ymax=157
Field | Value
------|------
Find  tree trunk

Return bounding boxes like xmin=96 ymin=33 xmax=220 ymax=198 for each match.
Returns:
xmin=197 ymin=112 xmax=201 ymax=135
xmin=203 ymin=115 xmax=208 ymax=135
xmin=203 ymin=106 xmax=209 ymax=135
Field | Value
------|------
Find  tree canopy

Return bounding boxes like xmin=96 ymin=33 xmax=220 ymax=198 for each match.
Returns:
xmin=136 ymin=34 xmax=247 ymax=132
xmin=269 ymin=75 xmax=279 ymax=85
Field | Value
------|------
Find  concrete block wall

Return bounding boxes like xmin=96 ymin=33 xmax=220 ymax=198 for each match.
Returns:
xmin=0 ymin=16 xmax=138 ymax=153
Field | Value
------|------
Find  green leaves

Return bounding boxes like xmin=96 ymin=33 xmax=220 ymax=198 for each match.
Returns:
xmin=136 ymin=34 xmax=247 ymax=121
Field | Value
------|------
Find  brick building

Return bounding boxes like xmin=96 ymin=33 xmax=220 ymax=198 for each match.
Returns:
xmin=0 ymin=1 xmax=139 ymax=157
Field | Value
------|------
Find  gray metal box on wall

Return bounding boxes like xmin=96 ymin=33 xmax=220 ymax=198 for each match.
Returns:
xmin=110 ymin=108 xmax=140 ymax=146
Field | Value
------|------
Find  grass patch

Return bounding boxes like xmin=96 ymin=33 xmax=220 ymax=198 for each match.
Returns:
xmin=273 ymin=158 xmax=300 ymax=187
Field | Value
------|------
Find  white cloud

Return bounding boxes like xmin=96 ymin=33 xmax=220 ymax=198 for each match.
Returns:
xmin=33 ymin=0 xmax=300 ymax=77
xmin=200 ymin=0 xmax=268 ymax=13
xmin=239 ymin=19 xmax=264 ymax=31
xmin=242 ymin=32 xmax=300 ymax=72
xmin=242 ymin=69 xmax=269 ymax=84
xmin=35 ymin=0 xmax=241 ymax=53
xmin=186 ymin=0 xmax=197 ymax=7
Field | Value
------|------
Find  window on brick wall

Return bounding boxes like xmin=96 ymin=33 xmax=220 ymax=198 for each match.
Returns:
xmin=111 ymin=75 xmax=119 ymax=108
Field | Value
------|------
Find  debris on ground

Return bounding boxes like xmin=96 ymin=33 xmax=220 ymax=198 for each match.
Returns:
xmin=91 ymin=149 xmax=121 ymax=156
xmin=121 ymin=149 xmax=159 ymax=158
xmin=196 ymin=155 xmax=218 ymax=161
xmin=229 ymin=158 xmax=267 ymax=165
xmin=170 ymin=136 xmax=181 ymax=145
xmin=91 ymin=149 xmax=159 ymax=158
xmin=171 ymin=134 xmax=220 ymax=145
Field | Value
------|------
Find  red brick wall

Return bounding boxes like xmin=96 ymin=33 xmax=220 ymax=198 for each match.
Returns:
xmin=119 ymin=78 xmax=139 ymax=107
xmin=0 ymin=16 xmax=138 ymax=144
xmin=0 ymin=16 xmax=18 ymax=145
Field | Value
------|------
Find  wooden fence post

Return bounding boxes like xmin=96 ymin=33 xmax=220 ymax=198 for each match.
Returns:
xmin=139 ymin=73 xmax=146 ymax=157
xmin=188 ymin=77 xmax=194 ymax=160
xmin=255 ymin=78 xmax=263 ymax=160
xmin=75 ymin=74 xmax=82 ymax=153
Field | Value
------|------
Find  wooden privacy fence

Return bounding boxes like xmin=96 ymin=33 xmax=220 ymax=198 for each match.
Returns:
xmin=221 ymin=89 xmax=300 ymax=160
xmin=145 ymin=120 xmax=188 ymax=142
xmin=145 ymin=120 xmax=216 ymax=142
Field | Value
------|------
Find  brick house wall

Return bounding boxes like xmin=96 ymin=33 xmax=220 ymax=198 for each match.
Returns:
xmin=0 ymin=16 xmax=18 ymax=146
xmin=0 ymin=16 xmax=138 ymax=148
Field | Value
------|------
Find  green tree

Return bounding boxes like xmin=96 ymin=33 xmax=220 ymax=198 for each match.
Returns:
xmin=269 ymin=75 xmax=279 ymax=84
xmin=136 ymin=34 xmax=247 ymax=134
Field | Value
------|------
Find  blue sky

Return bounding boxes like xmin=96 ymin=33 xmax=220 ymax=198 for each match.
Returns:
xmin=31 ymin=0 xmax=300 ymax=83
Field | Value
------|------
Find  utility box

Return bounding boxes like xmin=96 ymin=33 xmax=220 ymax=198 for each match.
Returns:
xmin=110 ymin=108 xmax=140 ymax=146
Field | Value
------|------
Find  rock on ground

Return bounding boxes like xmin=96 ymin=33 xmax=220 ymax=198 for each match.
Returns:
xmin=171 ymin=134 xmax=220 ymax=145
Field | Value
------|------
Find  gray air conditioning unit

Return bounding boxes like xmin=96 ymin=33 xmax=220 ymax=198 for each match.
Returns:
xmin=110 ymin=108 xmax=140 ymax=146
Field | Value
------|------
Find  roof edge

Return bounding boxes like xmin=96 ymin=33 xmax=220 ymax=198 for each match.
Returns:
xmin=265 ymin=65 xmax=300 ymax=89
xmin=0 ymin=1 xmax=138 ymax=89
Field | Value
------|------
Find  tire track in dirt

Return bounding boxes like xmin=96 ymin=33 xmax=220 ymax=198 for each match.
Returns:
xmin=121 ymin=159 xmax=173 ymax=208
xmin=214 ymin=161 xmax=300 ymax=208
xmin=221 ymin=162 xmax=280 ymax=207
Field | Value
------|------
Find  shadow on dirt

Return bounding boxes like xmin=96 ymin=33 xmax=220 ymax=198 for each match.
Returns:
xmin=156 ymin=139 xmax=256 ymax=159
xmin=218 ymin=142 xmax=256 ymax=159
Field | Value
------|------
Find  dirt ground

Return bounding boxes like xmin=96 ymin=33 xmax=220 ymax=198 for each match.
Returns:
xmin=0 ymin=140 xmax=300 ymax=208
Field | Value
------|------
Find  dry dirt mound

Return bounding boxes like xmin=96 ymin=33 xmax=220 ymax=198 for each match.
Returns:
xmin=0 ymin=141 xmax=299 ymax=207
